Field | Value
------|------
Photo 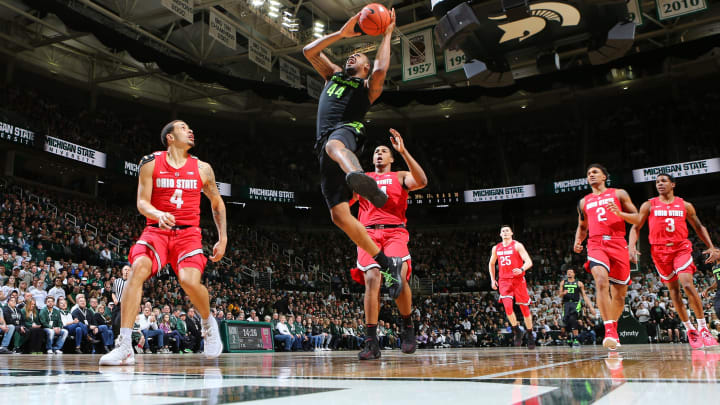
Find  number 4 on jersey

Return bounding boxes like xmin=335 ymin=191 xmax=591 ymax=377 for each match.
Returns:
xmin=170 ymin=189 xmax=184 ymax=209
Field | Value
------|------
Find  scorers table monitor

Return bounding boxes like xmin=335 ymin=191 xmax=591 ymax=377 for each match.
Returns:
xmin=220 ymin=321 xmax=275 ymax=353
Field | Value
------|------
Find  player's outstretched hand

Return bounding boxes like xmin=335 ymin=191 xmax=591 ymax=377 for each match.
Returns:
xmin=389 ymin=128 xmax=405 ymax=154
xmin=703 ymin=247 xmax=720 ymax=264
xmin=384 ymin=8 xmax=396 ymax=36
xmin=209 ymin=240 xmax=226 ymax=262
xmin=157 ymin=212 xmax=176 ymax=230
xmin=491 ymin=279 xmax=498 ymax=290
xmin=340 ymin=13 xmax=362 ymax=38
xmin=573 ymin=241 xmax=584 ymax=253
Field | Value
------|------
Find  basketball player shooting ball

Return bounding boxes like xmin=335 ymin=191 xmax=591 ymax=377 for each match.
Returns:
xmin=303 ymin=7 xmax=407 ymax=295
xmin=100 ymin=121 xmax=226 ymax=365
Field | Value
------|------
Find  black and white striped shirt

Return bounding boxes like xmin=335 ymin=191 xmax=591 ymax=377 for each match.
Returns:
xmin=113 ymin=278 xmax=127 ymax=305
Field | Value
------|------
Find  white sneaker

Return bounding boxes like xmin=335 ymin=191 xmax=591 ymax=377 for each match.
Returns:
xmin=99 ymin=335 xmax=135 ymax=366
xmin=54 ymin=350 xmax=63 ymax=355
xmin=46 ymin=350 xmax=54 ymax=354
xmin=202 ymin=316 xmax=223 ymax=359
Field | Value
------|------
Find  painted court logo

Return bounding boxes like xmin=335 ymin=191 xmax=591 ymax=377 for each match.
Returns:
xmin=489 ymin=2 xmax=581 ymax=43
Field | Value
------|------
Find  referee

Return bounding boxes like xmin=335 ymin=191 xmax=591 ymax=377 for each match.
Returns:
xmin=111 ymin=265 xmax=130 ymax=337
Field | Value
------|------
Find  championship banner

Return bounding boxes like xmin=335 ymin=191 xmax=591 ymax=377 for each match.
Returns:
xmin=632 ymin=158 xmax=720 ymax=183
xmin=44 ymin=136 xmax=106 ymax=168
xmin=306 ymin=75 xmax=323 ymax=99
xmin=0 ymin=120 xmax=36 ymax=146
xmin=627 ymin=0 xmax=644 ymax=25
xmin=161 ymin=0 xmax=193 ymax=23
xmin=248 ymin=38 xmax=272 ymax=72
xmin=443 ymin=47 xmax=465 ymax=73
xmin=656 ymin=0 xmax=706 ymax=20
xmin=209 ymin=8 xmax=237 ymax=50
xmin=552 ymin=175 xmax=617 ymax=194
xmin=279 ymin=59 xmax=302 ymax=88
xmin=464 ymin=184 xmax=536 ymax=203
xmin=216 ymin=182 xmax=232 ymax=197
xmin=402 ymin=28 xmax=436 ymax=81
xmin=241 ymin=186 xmax=295 ymax=203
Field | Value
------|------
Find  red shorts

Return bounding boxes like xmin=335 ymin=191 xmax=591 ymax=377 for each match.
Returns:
xmin=129 ymin=226 xmax=207 ymax=277
xmin=351 ymin=227 xmax=412 ymax=285
xmin=498 ymin=277 xmax=531 ymax=305
xmin=651 ymin=240 xmax=695 ymax=283
xmin=584 ymin=237 xmax=631 ymax=285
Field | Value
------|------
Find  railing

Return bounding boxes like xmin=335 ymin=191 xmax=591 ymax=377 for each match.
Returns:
xmin=28 ymin=193 xmax=40 ymax=204
xmin=107 ymin=233 xmax=121 ymax=248
xmin=85 ymin=223 xmax=98 ymax=236
xmin=45 ymin=202 xmax=57 ymax=216
xmin=65 ymin=213 xmax=77 ymax=228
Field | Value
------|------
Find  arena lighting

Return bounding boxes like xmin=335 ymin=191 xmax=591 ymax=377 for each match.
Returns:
xmin=294 ymin=205 xmax=311 ymax=210
xmin=251 ymin=0 xmax=265 ymax=6
xmin=436 ymin=204 xmax=449 ymax=208
xmin=521 ymin=105 xmax=527 ymax=109
xmin=622 ymin=85 xmax=629 ymax=90
xmin=432 ymin=0 xmax=635 ymax=87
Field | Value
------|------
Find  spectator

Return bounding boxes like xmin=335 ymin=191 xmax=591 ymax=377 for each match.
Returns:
xmin=137 ymin=307 xmax=164 ymax=354
xmin=47 ymin=278 xmax=66 ymax=301
xmin=20 ymin=296 xmax=45 ymax=354
xmin=159 ymin=313 xmax=181 ymax=353
xmin=4 ymin=296 xmax=24 ymax=352
xmin=58 ymin=296 xmax=86 ymax=353
xmin=185 ymin=308 xmax=202 ymax=353
xmin=39 ymin=296 xmax=68 ymax=354
xmin=274 ymin=315 xmax=294 ymax=351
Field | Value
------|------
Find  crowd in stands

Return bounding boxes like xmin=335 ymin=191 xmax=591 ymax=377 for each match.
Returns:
xmin=1 ymin=178 xmax=719 ymax=355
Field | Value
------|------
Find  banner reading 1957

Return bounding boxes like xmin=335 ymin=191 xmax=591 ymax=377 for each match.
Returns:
xmin=402 ymin=28 xmax=436 ymax=81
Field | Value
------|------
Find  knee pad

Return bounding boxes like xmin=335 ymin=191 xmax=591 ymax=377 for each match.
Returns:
xmin=501 ymin=298 xmax=514 ymax=316
xmin=519 ymin=304 xmax=530 ymax=318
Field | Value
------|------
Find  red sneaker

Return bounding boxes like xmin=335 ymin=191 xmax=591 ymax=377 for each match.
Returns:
xmin=700 ymin=328 xmax=719 ymax=347
xmin=687 ymin=329 xmax=703 ymax=349
xmin=603 ymin=322 xmax=620 ymax=351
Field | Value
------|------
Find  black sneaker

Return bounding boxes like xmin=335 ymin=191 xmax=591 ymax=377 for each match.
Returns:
xmin=380 ymin=257 xmax=404 ymax=299
xmin=513 ymin=326 xmax=523 ymax=347
xmin=358 ymin=337 xmax=381 ymax=360
xmin=400 ymin=327 xmax=416 ymax=354
xmin=346 ymin=171 xmax=388 ymax=208
xmin=526 ymin=331 xmax=536 ymax=350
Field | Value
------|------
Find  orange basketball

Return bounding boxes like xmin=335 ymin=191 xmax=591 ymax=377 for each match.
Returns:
xmin=358 ymin=3 xmax=391 ymax=36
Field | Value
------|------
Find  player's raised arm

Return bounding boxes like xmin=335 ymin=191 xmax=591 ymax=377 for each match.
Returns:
xmin=488 ymin=246 xmax=498 ymax=290
xmin=608 ymin=189 xmax=641 ymax=225
xmin=628 ymin=201 xmax=651 ymax=263
xmin=367 ymin=8 xmax=395 ymax=104
xmin=199 ymin=161 xmax=227 ymax=262
xmin=685 ymin=201 xmax=718 ymax=263
xmin=303 ymin=14 xmax=360 ymax=80
xmin=390 ymin=129 xmax=427 ymax=191
xmin=136 ymin=155 xmax=175 ymax=230
xmin=558 ymin=280 xmax=566 ymax=298
xmin=574 ymin=198 xmax=588 ymax=253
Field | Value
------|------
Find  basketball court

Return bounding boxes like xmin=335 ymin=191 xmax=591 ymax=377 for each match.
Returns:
xmin=2 ymin=345 xmax=719 ymax=404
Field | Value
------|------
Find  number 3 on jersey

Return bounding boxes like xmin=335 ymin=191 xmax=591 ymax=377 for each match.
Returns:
xmin=326 ymin=83 xmax=346 ymax=99
xmin=665 ymin=218 xmax=675 ymax=232
xmin=170 ymin=189 xmax=184 ymax=209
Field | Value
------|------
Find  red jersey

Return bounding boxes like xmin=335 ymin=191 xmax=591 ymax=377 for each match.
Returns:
xmin=358 ymin=171 xmax=408 ymax=226
xmin=148 ymin=151 xmax=203 ymax=227
xmin=495 ymin=240 xmax=524 ymax=280
xmin=648 ymin=196 xmax=688 ymax=245
xmin=583 ymin=188 xmax=625 ymax=239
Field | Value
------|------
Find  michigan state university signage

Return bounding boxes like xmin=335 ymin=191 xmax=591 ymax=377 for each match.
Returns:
xmin=44 ymin=136 xmax=107 ymax=168
xmin=0 ymin=120 xmax=36 ymax=146
xmin=632 ymin=158 xmax=720 ymax=183
xmin=464 ymin=184 xmax=536 ymax=202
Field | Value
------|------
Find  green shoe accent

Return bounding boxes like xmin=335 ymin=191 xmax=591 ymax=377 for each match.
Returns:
xmin=379 ymin=270 xmax=399 ymax=287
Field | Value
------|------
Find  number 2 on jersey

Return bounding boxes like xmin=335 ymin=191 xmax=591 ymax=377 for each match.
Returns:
xmin=326 ymin=83 xmax=346 ymax=99
xmin=170 ymin=189 xmax=184 ymax=209
xmin=597 ymin=207 xmax=607 ymax=222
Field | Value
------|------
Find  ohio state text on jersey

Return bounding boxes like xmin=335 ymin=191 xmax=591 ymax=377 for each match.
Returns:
xmin=648 ymin=196 xmax=688 ymax=245
xmin=358 ymin=171 xmax=408 ymax=226
xmin=583 ymin=188 xmax=625 ymax=239
xmin=148 ymin=151 xmax=203 ymax=227
xmin=495 ymin=241 xmax=524 ymax=280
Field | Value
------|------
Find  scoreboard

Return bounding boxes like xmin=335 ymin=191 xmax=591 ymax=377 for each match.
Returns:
xmin=407 ymin=191 xmax=462 ymax=205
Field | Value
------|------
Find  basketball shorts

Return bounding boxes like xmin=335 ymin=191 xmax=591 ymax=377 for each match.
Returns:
xmin=317 ymin=126 xmax=364 ymax=209
xmin=129 ymin=226 xmax=207 ymax=276
xmin=351 ymin=227 xmax=412 ymax=285
xmin=585 ymin=237 xmax=631 ymax=285
xmin=498 ymin=277 xmax=531 ymax=305
xmin=562 ymin=301 xmax=581 ymax=331
xmin=650 ymin=240 xmax=695 ymax=283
